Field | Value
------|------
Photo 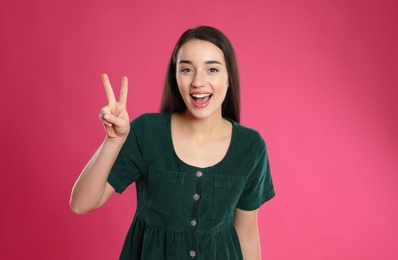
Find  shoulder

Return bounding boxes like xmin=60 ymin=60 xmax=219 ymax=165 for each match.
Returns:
xmin=131 ymin=113 xmax=170 ymax=128
xmin=232 ymin=121 xmax=266 ymax=152
xmin=132 ymin=113 xmax=170 ymax=123
xmin=126 ymin=113 xmax=170 ymax=142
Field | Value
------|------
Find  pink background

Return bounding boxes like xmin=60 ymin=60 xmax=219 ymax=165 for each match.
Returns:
xmin=1 ymin=0 xmax=397 ymax=259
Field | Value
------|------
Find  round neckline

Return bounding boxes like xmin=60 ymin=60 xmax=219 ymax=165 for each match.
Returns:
xmin=168 ymin=113 xmax=236 ymax=170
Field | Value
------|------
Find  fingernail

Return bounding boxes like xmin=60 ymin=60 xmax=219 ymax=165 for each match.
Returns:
xmin=104 ymin=115 xmax=110 ymax=120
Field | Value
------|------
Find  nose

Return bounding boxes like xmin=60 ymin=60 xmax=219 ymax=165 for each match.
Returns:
xmin=192 ymin=71 xmax=206 ymax=88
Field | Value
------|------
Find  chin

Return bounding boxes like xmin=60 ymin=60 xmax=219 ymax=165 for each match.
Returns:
xmin=185 ymin=107 xmax=221 ymax=120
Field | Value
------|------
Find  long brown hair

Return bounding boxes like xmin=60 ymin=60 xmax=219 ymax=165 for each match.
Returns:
xmin=160 ymin=26 xmax=241 ymax=123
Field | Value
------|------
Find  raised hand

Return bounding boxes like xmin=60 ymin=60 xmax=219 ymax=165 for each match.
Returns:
xmin=99 ymin=74 xmax=130 ymax=139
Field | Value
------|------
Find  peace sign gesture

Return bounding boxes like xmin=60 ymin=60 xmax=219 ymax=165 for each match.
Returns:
xmin=99 ymin=74 xmax=130 ymax=140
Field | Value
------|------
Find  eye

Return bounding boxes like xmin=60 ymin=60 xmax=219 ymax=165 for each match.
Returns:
xmin=208 ymin=68 xmax=219 ymax=73
xmin=180 ymin=68 xmax=192 ymax=73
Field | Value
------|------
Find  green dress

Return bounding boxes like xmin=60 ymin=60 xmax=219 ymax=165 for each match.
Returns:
xmin=108 ymin=113 xmax=275 ymax=259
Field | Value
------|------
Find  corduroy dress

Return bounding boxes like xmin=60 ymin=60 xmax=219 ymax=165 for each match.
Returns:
xmin=108 ymin=113 xmax=275 ymax=259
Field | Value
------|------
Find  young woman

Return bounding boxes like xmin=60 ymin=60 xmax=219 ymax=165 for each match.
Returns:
xmin=70 ymin=26 xmax=275 ymax=260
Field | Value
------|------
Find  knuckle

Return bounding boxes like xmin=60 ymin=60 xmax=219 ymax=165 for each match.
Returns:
xmin=101 ymin=105 xmax=111 ymax=113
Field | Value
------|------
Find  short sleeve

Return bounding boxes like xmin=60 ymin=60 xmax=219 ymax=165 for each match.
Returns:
xmin=107 ymin=118 xmax=145 ymax=193
xmin=236 ymin=135 xmax=275 ymax=211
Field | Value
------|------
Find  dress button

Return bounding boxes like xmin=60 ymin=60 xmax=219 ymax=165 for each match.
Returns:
xmin=190 ymin=250 xmax=196 ymax=257
xmin=196 ymin=171 xmax=203 ymax=178
xmin=193 ymin=193 xmax=200 ymax=201
xmin=191 ymin=219 xmax=197 ymax=226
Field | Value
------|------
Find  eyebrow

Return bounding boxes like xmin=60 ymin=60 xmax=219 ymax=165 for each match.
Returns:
xmin=178 ymin=60 xmax=223 ymax=65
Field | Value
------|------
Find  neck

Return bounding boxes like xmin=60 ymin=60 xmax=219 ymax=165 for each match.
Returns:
xmin=176 ymin=111 xmax=226 ymax=139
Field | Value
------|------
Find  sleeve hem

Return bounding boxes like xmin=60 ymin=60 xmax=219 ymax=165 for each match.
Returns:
xmin=107 ymin=173 xmax=128 ymax=194
xmin=236 ymin=188 xmax=275 ymax=211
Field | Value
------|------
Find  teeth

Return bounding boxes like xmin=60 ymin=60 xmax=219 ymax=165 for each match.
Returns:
xmin=192 ymin=93 xmax=211 ymax=98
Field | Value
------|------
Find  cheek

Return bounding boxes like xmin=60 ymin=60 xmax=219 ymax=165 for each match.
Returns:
xmin=176 ymin=76 xmax=185 ymax=89
xmin=177 ymin=75 xmax=191 ymax=87
xmin=177 ymin=80 xmax=189 ymax=97
xmin=221 ymin=75 xmax=229 ymax=89
xmin=211 ymin=73 xmax=228 ymax=86
xmin=221 ymin=73 xmax=229 ymax=87
xmin=176 ymin=84 xmax=184 ymax=96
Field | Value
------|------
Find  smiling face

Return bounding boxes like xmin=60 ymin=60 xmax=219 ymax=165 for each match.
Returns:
xmin=176 ymin=40 xmax=229 ymax=120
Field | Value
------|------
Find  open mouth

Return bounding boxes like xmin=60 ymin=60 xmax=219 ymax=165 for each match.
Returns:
xmin=191 ymin=93 xmax=212 ymax=106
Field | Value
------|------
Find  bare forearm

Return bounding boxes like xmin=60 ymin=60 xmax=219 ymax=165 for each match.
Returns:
xmin=234 ymin=208 xmax=261 ymax=260
xmin=70 ymin=137 xmax=124 ymax=214
xmin=240 ymin=235 xmax=261 ymax=260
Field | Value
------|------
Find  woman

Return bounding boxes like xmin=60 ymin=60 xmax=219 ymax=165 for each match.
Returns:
xmin=70 ymin=26 xmax=275 ymax=259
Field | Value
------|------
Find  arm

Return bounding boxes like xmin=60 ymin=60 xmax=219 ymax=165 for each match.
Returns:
xmin=234 ymin=208 xmax=261 ymax=260
xmin=69 ymin=138 xmax=122 ymax=214
xmin=69 ymin=74 xmax=130 ymax=215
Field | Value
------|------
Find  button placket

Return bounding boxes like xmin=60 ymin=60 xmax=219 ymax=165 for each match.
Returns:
xmin=190 ymin=170 xmax=203 ymax=258
xmin=191 ymin=172 xmax=201 ymax=229
xmin=196 ymin=170 xmax=203 ymax=178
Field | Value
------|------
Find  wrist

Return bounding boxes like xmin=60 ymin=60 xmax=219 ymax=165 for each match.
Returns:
xmin=104 ymin=135 xmax=127 ymax=147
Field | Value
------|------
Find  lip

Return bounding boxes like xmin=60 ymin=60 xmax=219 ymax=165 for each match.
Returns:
xmin=190 ymin=92 xmax=212 ymax=108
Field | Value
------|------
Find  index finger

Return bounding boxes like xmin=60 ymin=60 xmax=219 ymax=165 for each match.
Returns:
xmin=119 ymin=76 xmax=128 ymax=105
xmin=102 ymin=73 xmax=116 ymax=103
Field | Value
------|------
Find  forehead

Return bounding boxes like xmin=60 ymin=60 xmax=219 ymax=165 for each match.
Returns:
xmin=176 ymin=40 xmax=225 ymax=62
